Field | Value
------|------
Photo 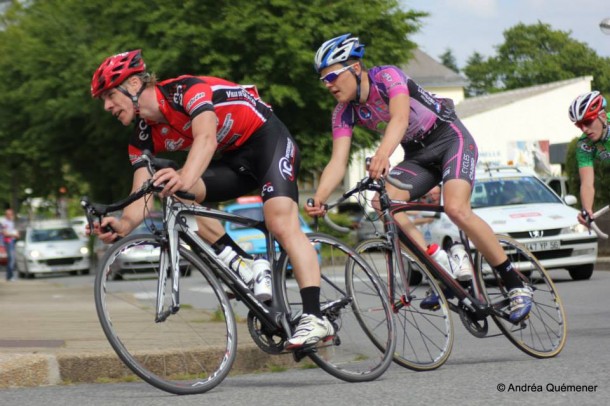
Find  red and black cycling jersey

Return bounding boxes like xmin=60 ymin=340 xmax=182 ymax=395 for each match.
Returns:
xmin=128 ymin=75 xmax=273 ymax=169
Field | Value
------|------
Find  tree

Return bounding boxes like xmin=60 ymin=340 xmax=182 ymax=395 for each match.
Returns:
xmin=463 ymin=22 xmax=610 ymax=96
xmin=463 ymin=52 xmax=501 ymax=97
xmin=439 ymin=48 xmax=459 ymax=73
xmin=0 ymin=0 xmax=426 ymax=203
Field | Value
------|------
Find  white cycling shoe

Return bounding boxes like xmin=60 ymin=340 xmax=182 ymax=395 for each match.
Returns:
xmin=285 ymin=314 xmax=335 ymax=349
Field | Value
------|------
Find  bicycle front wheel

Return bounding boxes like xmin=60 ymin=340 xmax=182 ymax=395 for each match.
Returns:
xmin=278 ymin=233 xmax=395 ymax=382
xmin=95 ymin=234 xmax=237 ymax=395
xmin=356 ymin=239 xmax=453 ymax=371
xmin=476 ymin=234 xmax=567 ymax=358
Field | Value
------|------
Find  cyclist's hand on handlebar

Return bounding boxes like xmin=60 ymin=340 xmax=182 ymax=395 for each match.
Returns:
xmin=153 ymin=168 xmax=188 ymax=198
xmin=93 ymin=217 xmax=122 ymax=244
xmin=367 ymin=154 xmax=390 ymax=180
xmin=305 ymin=197 xmax=327 ymax=217
xmin=577 ymin=209 xmax=593 ymax=227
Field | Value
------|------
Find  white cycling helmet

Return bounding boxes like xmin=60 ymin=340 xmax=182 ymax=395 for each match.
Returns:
xmin=314 ymin=33 xmax=365 ymax=73
xmin=568 ymin=91 xmax=607 ymax=123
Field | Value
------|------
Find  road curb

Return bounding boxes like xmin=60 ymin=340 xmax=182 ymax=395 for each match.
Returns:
xmin=0 ymin=346 xmax=300 ymax=389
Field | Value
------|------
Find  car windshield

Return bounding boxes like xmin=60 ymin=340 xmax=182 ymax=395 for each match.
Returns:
xmin=471 ymin=176 xmax=562 ymax=208
xmin=30 ymin=227 xmax=79 ymax=242
xmin=230 ymin=207 xmax=264 ymax=230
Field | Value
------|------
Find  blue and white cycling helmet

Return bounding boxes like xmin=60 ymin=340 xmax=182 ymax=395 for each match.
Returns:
xmin=314 ymin=33 xmax=365 ymax=73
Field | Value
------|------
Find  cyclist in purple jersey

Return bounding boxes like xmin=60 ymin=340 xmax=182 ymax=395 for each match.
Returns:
xmin=307 ymin=34 xmax=532 ymax=323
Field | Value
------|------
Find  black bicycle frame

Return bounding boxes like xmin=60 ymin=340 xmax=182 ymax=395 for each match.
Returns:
xmin=166 ymin=200 xmax=293 ymax=334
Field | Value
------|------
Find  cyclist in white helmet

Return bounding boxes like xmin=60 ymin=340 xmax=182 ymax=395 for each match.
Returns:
xmin=308 ymin=34 xmax=533 ymax=323
xmin=568 ymin=90 xmax=610 ymax=226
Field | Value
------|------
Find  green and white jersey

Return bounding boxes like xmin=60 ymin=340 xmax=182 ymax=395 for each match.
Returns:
xmin=576 ymin=112 xmax=610 ymax=168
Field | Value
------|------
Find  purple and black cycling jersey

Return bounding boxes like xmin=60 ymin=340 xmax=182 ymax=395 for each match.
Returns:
xmin=330 ymin=65 xmax=477 ymax=199
xmin=331 ymin=65 xmax=456 ymax=142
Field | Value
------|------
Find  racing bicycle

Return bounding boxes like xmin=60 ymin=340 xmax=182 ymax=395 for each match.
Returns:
xmin=81 ymin=152 xmax=395 ymax=395
xmin=318 ymin=173 xmax=567 ymax=372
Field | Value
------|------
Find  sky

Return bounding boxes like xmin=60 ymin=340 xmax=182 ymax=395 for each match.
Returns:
xmin=402 ymin=0 xmax=610 ymax=69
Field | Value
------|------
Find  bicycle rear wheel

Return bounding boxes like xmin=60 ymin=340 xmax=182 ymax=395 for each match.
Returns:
xmin=356 ymin=239 xmax=453 ymax=371
xmin=476 ymin=234 xmax=567 ymax=358
xmin=95 ymin=234 xmax=237 ymax=395
xmin=278 ymin=233 xmax=395 ymax=382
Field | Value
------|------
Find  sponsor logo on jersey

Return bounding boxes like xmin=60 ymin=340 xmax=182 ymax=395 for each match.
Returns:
xmin=138 ymin=120 xmax=149 ymax=141
xmin=161 ymin=127 xmax=169 ymax=136
xmin=417 ymin=86 xmax=436 ymax=106
xmin=185 ymin=92 xmax=206 ymax=114
xmin=165 ymin=138 xmax=185 ymax=151
xmin=580 ymin=143 xmax=593 ymax=152
xmin=461 ymin=153 xmax=472 ymax=176
xmin=129 ymin=153 xmax=141 ymax=165
xmin=382 ymin=72 xmax=393 ymax=82
xmin=262 ymin=182 xmax=275 ymax=198
xmin=183 ymin=121 xmax=192 ymax=131
xmin=225 ymin=88 xmax=256 ymax=104
xmin=173 ymin=85 xmax=184 ymax=105
xmin=217 ymin=113 xmax=235 ymax=144
xmin=358 ymin=106 xmax=372 ymax=120
xmin=278 ymin=139 xmax=295 ymax=181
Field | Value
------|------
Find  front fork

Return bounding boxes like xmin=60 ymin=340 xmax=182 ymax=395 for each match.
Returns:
xmin=155 ymin=211 xmax=181 ymax=322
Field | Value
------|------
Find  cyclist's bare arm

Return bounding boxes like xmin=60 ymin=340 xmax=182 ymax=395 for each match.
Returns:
xmin=154 ymin=111 xmax=218 ymax=197
xmin=578 ymin=166 xmax=595 ymax=225
xmin=307 ymin=136 xmax=352 ymax=217
xmin=369 ymin=93 xmax=409 ymax=179
xmin=93 ymin=167 xmax=151 ymax=243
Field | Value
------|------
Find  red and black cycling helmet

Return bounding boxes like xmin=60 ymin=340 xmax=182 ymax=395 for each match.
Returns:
xmin=91 ymin=49 xmax=146 ymax=98
xmin=568 ymin=91 xmax=607 ymax=124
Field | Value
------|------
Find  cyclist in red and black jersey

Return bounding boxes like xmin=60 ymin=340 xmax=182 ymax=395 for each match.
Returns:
xmin=89 ymin=50 xmax=334 ymax=348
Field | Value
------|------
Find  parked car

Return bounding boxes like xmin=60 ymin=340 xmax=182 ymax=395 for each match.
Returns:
xmin=428 ymin=166 xmax=598 ymax=280
xmin=93 ymin=214 xmax=188 ymax=280
xmin=15 ymin=220 xmax=90 ymax=278
xmin=69 ymin=216 xmax=90 ymax=241
xmin=224 ymin=197 xmax=313 ymax=256
xmin=356 ymin=212 xmax=384 ymax=242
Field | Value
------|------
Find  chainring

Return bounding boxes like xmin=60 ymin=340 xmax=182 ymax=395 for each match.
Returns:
xmin=458 ymin=306 xmax=489 ymax=338
xmin=247 ymin=311 xmax=286 ymax=354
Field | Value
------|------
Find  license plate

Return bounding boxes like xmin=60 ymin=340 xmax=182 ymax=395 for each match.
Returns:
xmin=525 ymin=240 xmax=560 ymax=252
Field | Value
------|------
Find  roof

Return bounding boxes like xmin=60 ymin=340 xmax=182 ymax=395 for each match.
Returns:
xmin=455 ymin=76 xmax=593 ymax=119
xmin=28 ymin=219 xmax=72 ymax=229
xmin=402 ymin=48 xmax=469 ymax=88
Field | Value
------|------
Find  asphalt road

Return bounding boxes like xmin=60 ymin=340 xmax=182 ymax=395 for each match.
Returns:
xmin=1 ymin=267 xmax=609 ymax=406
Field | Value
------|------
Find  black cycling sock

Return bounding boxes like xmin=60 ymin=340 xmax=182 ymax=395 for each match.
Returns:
xmin=300 ymin=286 xmax=322 ymax=318
xmin=494 ymin=259 xmax=523 ymax=290
xmin=211 ymin=234 xmax=253 ymax=259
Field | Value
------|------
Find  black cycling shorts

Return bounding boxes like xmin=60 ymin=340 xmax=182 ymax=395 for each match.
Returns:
xmin=388 ymin=119 xmax=478 ymax=199
xmin=202 ymin=114 xmax=300 ymax=203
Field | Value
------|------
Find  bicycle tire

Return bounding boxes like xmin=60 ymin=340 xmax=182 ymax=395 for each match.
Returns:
xmin=278 ymin=233 xmax=395 ymax=382
xmin=355 ymin=238 xmax=454 ymax=371
xmin=94 ymin=234 xmax=237 ymax=395
xmin=475 ymin=234 xmax=567 ymax=358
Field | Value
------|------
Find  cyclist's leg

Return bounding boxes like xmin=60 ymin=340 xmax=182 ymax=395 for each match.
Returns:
xmin=200 ymin=162 xmax=259 ymax=261
xmin=438 ymin=120 xmax=531 ymax=322
xmin=217 ymin=114 xmax=333 ymax=347
xmin=386 ymin=156 xmax=440 ymax=251
xmin=263 ymin=196 xmax=334 ymax=347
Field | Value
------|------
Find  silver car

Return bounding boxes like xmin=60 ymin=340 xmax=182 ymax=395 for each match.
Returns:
xmin=15 ymin=220 xmax=90 ymax=278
